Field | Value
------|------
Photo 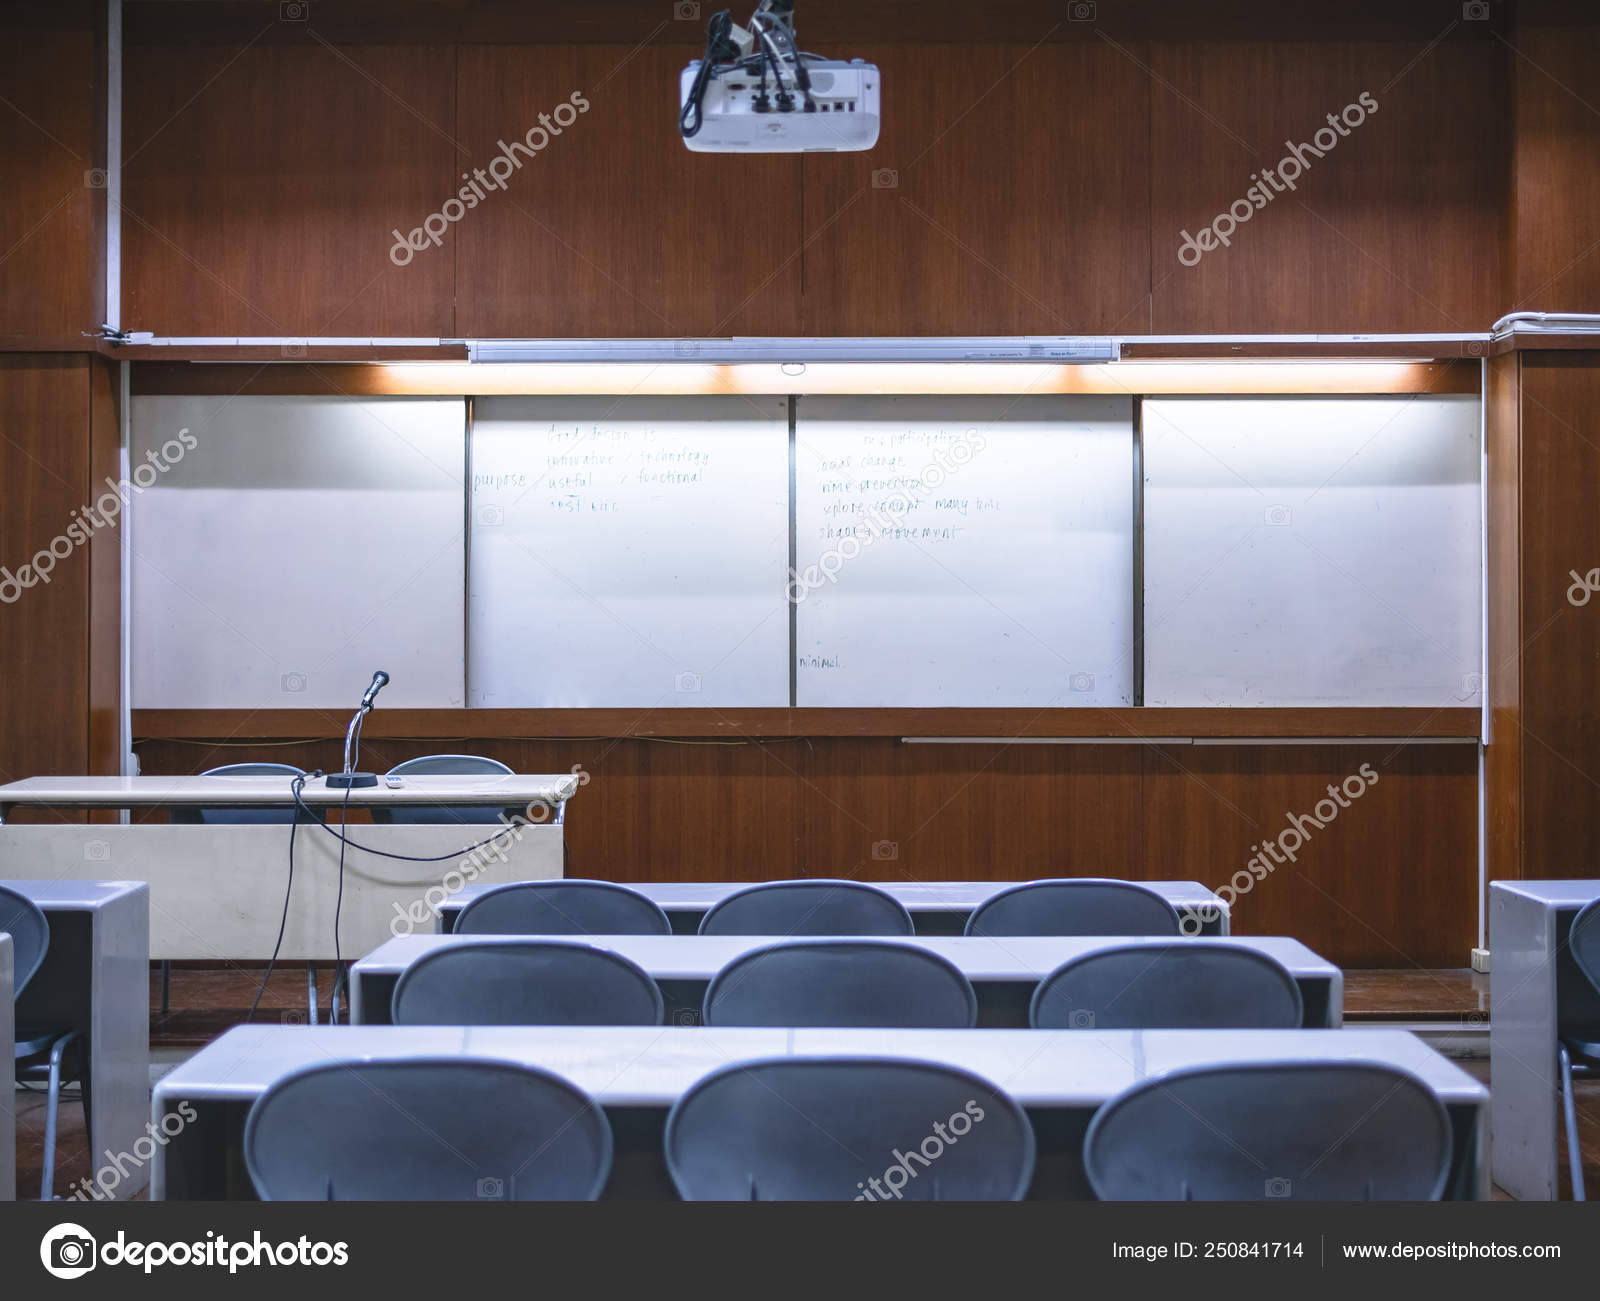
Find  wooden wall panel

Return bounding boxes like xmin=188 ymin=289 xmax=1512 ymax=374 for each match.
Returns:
xmin=1484 ymin=352 xmax=1521 ymax=890
xmin=1508 ymin=1 xmax=1600 ymax=312
xmin=1141 ymin=743 xmax=1479 ymax=967
xmin=122 ymin=43 xmax=456 ymax=337
xmin=0 ymin=2 xmax=103 ymax=346
xmin=132 ymin=732 xmax=1477 ymax=965
xmin=0 ymin=357 xmax=93 ymax=797
xmin=798 ymin=42 xmax=1152 ymax=335
xmin=1514 ymin=353 xmax=1600 ymax=876
xmin=453 ymin=45 xmax=801 ymax=338
xmin=1149 ymin=37 xmax=1508 ymax=333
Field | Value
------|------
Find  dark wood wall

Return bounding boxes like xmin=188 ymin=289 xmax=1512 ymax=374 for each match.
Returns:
xmin=134 ymin=733 xmax=1478 ymax=966
xmin=116 ymin=0 xmax=1519 ymax=340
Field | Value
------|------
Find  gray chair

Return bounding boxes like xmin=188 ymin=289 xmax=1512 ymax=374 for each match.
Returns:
xmin=1558 ymin=896 xmax=1600 ymax=1200
xmin=244 ymin=1057 xmax=612 ymax=1200
xmin=697 ymin=879 xmax=914 ymax=936
xmin=0 ymin=885 xmax=88 ymax=1200
xmin=169 ymin=761 xmax=307 ymax=825
xmin=665 ymin=1057 xmax=1036 ymax=1200
xmin=390 ymin=940 xmax=664 ymax=1026
xmin=454 ymin=880 xmax=671 ymax=936
xmin=1030 ymin=942 xmax=1304 ymax=1030
xmin=966 ymin=879 xmax=1182 ymax=937
xmin=1084 ymin=1061 xmax=1453 ymax=1201
xmin=166 ymin=761 xmax=310 ymax=1018
xmin=370 ymin=754 xmax=517 ymax=826
xmin=702 ymin=940 xmax=977 ymax=1028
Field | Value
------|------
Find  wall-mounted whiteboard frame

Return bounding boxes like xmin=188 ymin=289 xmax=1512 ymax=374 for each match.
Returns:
xmin=1142 ymin=395 xmax=1483 ymax=707
xmin=129 ymin=395 xmax=467 ymax=709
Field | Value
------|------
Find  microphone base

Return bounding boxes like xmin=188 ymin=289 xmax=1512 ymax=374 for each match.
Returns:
xmin=325 ymin=771 xmax=379 ymax=789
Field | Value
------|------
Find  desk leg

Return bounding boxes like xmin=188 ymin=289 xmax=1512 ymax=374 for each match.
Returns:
xmin=1490 ymin=887 xmax=1560 ymax=1200
xmin=85 ymin=888 xmax=152 ymax=1200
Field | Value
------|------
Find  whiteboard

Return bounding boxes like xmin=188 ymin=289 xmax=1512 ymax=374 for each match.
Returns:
xmin=1143 ymin=396 xmax=1482 ymax=707
xmin=130 ymin=395 xmax=467 ymax=708
xmin=793 ymin=396 xmax=1135 ymax=707
xmin=469 ymin=397 xmax=790 ymax=707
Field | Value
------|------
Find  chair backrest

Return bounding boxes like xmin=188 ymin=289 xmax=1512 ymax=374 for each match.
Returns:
xmin=0 ymin=885 xmax=50 ymax=997
xmin=390 ymin=940 xmax=664 ymax=1026
xmin=1083 ymin=1061 xmax=1453 ymax=1201
xmin=703 ymin=940 xmax=978 ymax=1028
xmin=697 ymin=879 xmax=914 ymax=937
xmin=966 ymin=879 xmax=1182 ymax=937
xmin=454 ymin=880 xmax=671 ymax=936
xmin=666 ymin=1057 xmax=1036 ymax=1200
xmin=371 ymin=754 xmax=516 ymax=825
xmin=244 ymin=1057 xmax=612 ymax=1200
xmin=170 ymin=762 xmax=307 ymax=825
xmin=1570 ymin=897 xmax=1600 ymax=995
xmin=1030 ymin=943 xmax=1304 ymax=1029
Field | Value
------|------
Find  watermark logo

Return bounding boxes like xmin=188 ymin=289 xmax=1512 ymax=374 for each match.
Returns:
xmin=1568 ymin=567 xmax=1600 ymax=606
xmin=854 ymin=1100 xmax=987 ymax=1200
xmin=41 ymin=1224 xmax=97 ymax=1279
xmin=1178 ymin=762 xmax=1378 ymax=934
xmin=1178 ymin=92 xmax=1379 ymax=266
xmin=390 ymin=92 xmax=591 ymax=266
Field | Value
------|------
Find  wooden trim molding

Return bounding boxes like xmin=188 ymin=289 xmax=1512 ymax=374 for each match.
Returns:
xmin=133 ymin=706 xmax=1483 ymax=742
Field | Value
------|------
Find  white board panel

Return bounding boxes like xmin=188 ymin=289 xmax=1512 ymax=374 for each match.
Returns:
xmin=793 ymin=396 xmax=1135 ymax=707
xmin=469 ymin=397 xmax=790 ymax=707
xmin=130 ymin=395 xmax=466 ymax=709
xmin=1143 ymin=396 xmax=1482 ymax=707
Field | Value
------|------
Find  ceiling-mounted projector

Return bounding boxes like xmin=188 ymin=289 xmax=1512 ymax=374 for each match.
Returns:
xmin=679 ymin=1 xmax=880 ymax=153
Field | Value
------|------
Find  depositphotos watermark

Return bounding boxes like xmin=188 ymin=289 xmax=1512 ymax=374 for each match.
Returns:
xmin=1178 ymin=92 xmax=1379 ymax=267
xmin=66 ymin=1102 xmax=197 ymax=1202
xmin=1178 ymin=762 xmax=1379 ymax=935
xmin=788 ymin=428 xmax=986 ymax=604
xmin=853 ymin=1100 xmax=987 ymax=1200
xmin=1 ymin=428 xmax=197 ymax=604
xmin=390 ymin=91 xmax=591 ymax=266
xmin=387 ymin=764 xmax=590 ymax=936
xmin=41 ymin=1223 xmax=348 ymax=1279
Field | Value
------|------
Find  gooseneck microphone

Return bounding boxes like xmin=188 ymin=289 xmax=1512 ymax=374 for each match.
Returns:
xmin=326 ymin=670 xmax=390 ymax=790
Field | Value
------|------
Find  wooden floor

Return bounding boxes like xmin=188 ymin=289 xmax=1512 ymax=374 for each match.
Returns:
xmin=9 ymin=965 xmax=1595 ymax=1200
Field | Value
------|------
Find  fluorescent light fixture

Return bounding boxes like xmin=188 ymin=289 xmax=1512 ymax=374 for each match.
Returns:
xmin=468 ymin=337 xmax=1119 ymax=364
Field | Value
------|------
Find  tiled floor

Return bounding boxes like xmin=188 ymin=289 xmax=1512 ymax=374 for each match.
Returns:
xmin=8 ymin=965 xmax=1595 ymax=1200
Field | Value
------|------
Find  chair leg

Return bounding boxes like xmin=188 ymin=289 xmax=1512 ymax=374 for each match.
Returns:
xmin=78 ymin=1040 xmax=94 ymax=1168
xmin=39 ymin=1032 xmax=78 ymax=1201
xmin=1560 ymin=1044 xmax=1586 ymax=1201
xmin=307 ymin=965 xmax=318 ymax=1025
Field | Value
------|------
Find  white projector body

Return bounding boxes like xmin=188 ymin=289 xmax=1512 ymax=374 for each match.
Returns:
xmin=679 ymin=59 xmax=880 ymax=153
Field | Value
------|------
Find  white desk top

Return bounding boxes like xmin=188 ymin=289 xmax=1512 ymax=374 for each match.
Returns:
xmin=0 ymin=774 xmax=580 ymax=808
xmin=154 ymin=1024 xmax=1485 ymax=1111
xmin=441 ymin=878 xmax=1229 ymax=915
xmin=354 ymin=933 xmax=1336 ymax=983
xmin=0 ymin=879 xmax=148 ymax=909
xmin=1489 ymin=880 xmax=1600 ymax=907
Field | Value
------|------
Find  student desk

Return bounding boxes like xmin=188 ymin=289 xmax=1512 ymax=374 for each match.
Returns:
xmin=434 ymin=879 xmax=1232 ymax=937
xmin=150 ymin=1024 xmax=1487 ymax=1201
xmin=0 ymin=775 xmax=578 ymax=959
xmin=1490 ymin=879 xmax=1600 ymax=1199
xmin=0 ymin=880 xmax=149 ymax=1199
xmin=351 ymin=933 xmax=1342 ymax=1028
xmin=0 ymin=935 xmax=12 ymax=1200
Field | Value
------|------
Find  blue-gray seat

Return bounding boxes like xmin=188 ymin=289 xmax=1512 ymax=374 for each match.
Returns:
xmin=454 ymin=880 xmax=671 ymax=936
xmin=1084 ymin=1061 xmax=1453 ymax=1200
xmin=697 ymin=879 xmax=913 ymax=936
xmin=169 ymin=762 xmax=307 ymax=824
xmin=966 ymin=879 xmax=1182 ymax=937
xmin=1030 ymin=942 xmax=1304 ymax=1029
xmin=244 ymin=1057 xmax=612 ymax=1200
xmin=0 ymin=885 xmax=87 ymax=1199
xmin=665 ymin=1057 xmax=1035 ymax=1200
xmin=702 ymin=940 xmax=977 ymax=1027
xmin=1558 ymin=896 xmax=1600 ymax=1199
xmin=390 ymin=940 xmax=664 ymax=1026
xmin=370 ymin=754 xmax=517 ymax=826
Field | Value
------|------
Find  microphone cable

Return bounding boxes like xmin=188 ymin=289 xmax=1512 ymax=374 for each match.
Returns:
xmin=246 ymin=768 xmax=325 ymax=1024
